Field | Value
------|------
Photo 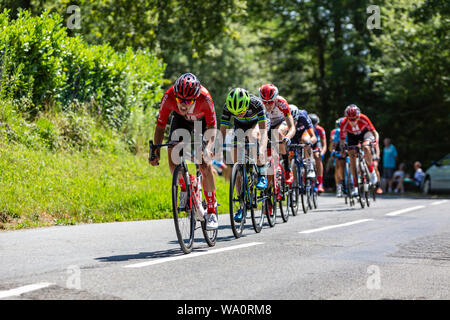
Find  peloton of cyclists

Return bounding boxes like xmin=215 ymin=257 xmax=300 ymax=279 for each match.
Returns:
xmin=149 ymin=73 xmax=382 ymax=234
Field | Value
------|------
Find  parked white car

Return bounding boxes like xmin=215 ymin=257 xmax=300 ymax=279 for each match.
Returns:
xmin=422 ymin=154 xmax=450 ymax=194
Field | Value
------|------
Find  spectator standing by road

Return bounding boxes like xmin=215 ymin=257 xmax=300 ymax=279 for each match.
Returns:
xmin=382 ymin=138 xmax=398 ymax=193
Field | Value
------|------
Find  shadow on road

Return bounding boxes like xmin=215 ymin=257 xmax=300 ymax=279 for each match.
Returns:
xmin=96 ymin=215 xmax=305 ymax=263
xmin=95 ymin=248 xmax=186 ymax=262
xmin=95 ymin=225 xmax=240 ymax=263
xmin=312 ymin=207 xmax=361 ymax=213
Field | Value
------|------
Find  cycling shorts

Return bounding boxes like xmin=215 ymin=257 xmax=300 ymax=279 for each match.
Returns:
xmin=347 ymin=129 xmax=375 ymax=147
xmin=169 ymin=112 xmax=207 ymax=142
xmin=292 ymin=128 xmax=310 ymax=145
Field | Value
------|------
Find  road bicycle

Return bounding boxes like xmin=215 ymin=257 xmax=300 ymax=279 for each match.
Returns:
xmin=149 ymin=137 xmax=218 ymax=254
xmin=347 ymin=145 xmax=372 ymax=208
xmin=266 ymin=142 xmax=291 ymax=225
xmin=288 ymin=143 xmax=316 ymax=214
xmin=343 ymin=153 xmax=355 ymax=207
xmin=227 ymin=138 xmax=268 ymax=238
xmin=355 ymin=145 xmax=375 ymax=208
xmin=370 ymin=143 xmax=379 ymax=202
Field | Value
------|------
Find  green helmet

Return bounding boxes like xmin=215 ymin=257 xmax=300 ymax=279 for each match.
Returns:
xmin=226 ymin=88 xmax=250 ymax=115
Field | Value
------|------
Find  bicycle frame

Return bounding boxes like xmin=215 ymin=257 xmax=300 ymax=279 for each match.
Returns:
xmin=267 ymin=143 xmax=287 ymax=200
xmin=290 ymin=144 xmax=309 ymax=194
xmin=225 ymin=139 xmax=264 ymax=210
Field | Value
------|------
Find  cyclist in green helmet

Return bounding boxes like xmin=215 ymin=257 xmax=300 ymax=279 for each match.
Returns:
xmin=220 ymin=88 xmax=269 ymax=222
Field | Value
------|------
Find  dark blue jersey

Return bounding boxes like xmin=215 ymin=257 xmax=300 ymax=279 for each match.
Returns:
xmin=296 ymin=109 xmax=313 ymax=132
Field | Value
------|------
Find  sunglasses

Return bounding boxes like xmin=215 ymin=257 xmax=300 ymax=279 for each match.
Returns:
xmin=349 ymin=117 xmax=358 ymax=122
xmin=262 ymin=99 xmax=275 ymax=104
xmin=175 ymin=97 xmax=196 ymax=105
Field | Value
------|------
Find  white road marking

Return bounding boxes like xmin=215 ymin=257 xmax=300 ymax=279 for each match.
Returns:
xmin=298 ymin=219 xmax=374 ymax=234
xmin=0 ymin=282 xmax=54 ymax=299
xmin=124 ymin=242 xmax=264 ymax=268
xmin=385 ymin=205 xmax=426 ymax=216
xmin=430 ymin=200 xmax=448 ymax=206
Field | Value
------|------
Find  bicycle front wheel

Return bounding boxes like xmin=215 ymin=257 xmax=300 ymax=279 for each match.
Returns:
xmin=172 ymin=164 xmax=195 ymax=254
xmin=229 ymin=163 xmax=246 ymax=239
xmin=300 ymin=166 xmax=309 ymax=214
xmin=312 ymin=179 xmax=319 ymax=209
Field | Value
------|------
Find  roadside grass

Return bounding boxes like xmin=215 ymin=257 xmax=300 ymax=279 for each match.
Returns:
xmin=0 ymin=144 xmax=230 ymax=230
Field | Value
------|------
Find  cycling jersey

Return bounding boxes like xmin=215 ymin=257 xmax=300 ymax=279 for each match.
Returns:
xmin=267 ymin=96 xmax=291 ymax=128
xmin=312 ymin=124 xmax=325 ymax=153
xmin=292 ymin=109 xmax=313 ymax=143
xmin=220 ymin=94 xmax=267 ymax=128
xmin=157 ymin=85 xmax=216 ymax=129
xmin=331 ymin=127 xmax=347 ymax=159
xmin=330 ymin=128 xmax=336 ymax=143
xmin=339 ymin=114 xmax=375 ymax=141
xmin=332 ymin=128 xmax=340 ymax=144
xmin=314 ymin=125 xmax=326 ymax=145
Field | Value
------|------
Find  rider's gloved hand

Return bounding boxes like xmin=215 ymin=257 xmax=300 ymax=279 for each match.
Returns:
xmin=149 ymin=151 xmax=160 ymax=166
xmin=282 ymin=137 xmax=291 ymax=146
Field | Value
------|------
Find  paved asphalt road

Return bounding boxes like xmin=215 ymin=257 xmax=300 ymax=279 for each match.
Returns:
xmin=0 ymin=195 xmax=449 ymax=300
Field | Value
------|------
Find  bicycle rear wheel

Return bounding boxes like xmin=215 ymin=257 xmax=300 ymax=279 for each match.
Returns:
xmin=201 ymin=201 xmax=218 ymax=247
xmin=345 ymin=164 xmax=354 ymax=207
xmin=266 ymin=184 xmax=277 ymax=227
xmin=229 ymin=163 xmax=246 ymax=239
xmin=251 ymin=191 xmax=266 ymax=233
xmin=300 ymin=166 xmax=309 ymax=213
xmin=358 ymin=180 xmax=366 ymax=209
xmin=279 ymin=178 xmax=289 ymax=222
xmin=289 ymin=159 xmax=299 ymax=216
xmin=306 ymin=178 xmax=313 ymax=210
xmin=362 ymin=164 xmax=371 ymax=208
xmin=250 ymin=165 xmax=265 ymax=233
xmin=312 ymin=179 xmax=319 ymax=209
xmin=172 ymin=164 xmax=195 ymax=254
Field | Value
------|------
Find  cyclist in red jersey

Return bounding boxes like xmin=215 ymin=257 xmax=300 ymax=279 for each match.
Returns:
xmin=339 ymin=104 xmax=380 ymax=197
xmin=309 ymin=114 xmax=327 ymax=193
xmin=259 ymin=84 xmax=296 ymax=184
xmin=149 ymin=73 xmax=218 ymax=230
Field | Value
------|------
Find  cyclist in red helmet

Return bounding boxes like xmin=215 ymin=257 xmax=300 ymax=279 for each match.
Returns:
xmin=259 ymin=84 xmax=296 ymax=184
xmin=339 ymin=104 xmax=380 ymax=197
xmin=150 ymin=73 xmax=218 ymax=230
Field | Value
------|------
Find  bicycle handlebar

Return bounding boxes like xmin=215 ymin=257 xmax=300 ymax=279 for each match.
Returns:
xmin=288 ymin=143 xmax=310 ymax=149
xmin=149 ymin=137 xmax=207 ymax=162
xmin=223 ymin=142 xmax=257 ymax=147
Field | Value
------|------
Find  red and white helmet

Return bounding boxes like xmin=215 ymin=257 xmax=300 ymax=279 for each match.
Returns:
xmin=174 ymin=73 xmax=201 ymax=100
xmin=345 ymin=104 xmax=361 ymax=119
xmin=259 ymin=84 xmax=279 ymax=102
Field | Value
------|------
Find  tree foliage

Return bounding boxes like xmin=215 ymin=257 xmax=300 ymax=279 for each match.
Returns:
xmin=0 ymin=0 xmax=448 ymax=167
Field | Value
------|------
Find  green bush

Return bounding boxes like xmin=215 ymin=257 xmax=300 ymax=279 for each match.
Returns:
xmin=0 ymin=9 xmax=165 ymax=130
